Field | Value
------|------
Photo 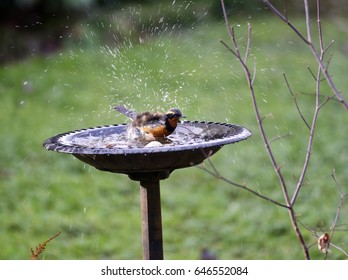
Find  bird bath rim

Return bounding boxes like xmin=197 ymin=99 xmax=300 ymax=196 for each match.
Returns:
xmin=43 ymin=121 xmax=251 ymax=155
xmin=43 ymin=121 xmax=251 ymax=180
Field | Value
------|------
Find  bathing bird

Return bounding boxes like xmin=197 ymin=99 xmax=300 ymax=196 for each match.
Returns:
xmin=114 ymin=105 xmax=185 ymax=141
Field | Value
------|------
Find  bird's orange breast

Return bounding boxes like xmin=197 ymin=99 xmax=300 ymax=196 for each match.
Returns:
xmin=142 ymin=125 xmax=171 ymax=138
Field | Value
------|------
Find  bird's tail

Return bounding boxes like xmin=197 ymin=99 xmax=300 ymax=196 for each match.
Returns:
xmin=114 ymin=105 xmax=137 ymax=119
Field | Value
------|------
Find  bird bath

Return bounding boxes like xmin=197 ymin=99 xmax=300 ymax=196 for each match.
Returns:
xmin=43 ymin=120 xmax=251 ymax=259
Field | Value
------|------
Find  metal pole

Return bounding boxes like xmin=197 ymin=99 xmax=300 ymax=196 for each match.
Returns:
xmin=140 ymin=180 xmax=164 ymax=260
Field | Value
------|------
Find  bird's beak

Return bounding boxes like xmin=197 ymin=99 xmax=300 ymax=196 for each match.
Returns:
xmin=178 ymin=115 xmax=185 ymax=123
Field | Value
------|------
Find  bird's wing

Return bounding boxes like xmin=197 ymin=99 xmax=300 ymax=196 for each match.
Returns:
xmin=114 ymin=105 xmax=137 ymax=119
xmin=144 ymin=112 xmax=165 ymax=123
xmin=132 ymin=111 xmax=165 ymax=127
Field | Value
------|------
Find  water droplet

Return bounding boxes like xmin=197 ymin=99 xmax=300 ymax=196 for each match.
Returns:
xmin=23 ymin=80 xmax=33 ymax=93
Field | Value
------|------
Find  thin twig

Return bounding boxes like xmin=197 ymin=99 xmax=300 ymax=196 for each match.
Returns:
xmin=330 ymin=244 xmax=348 ymax=257
xmin=283 ymin=73 xmax=311 ymax=129
xmin=318 ymin=95 xmax=332 ymax=110
xmin=220 ymin=2 xmax=242 ymax=59
xmin=323 ymin=40 xmax=334 ymax=54
xmin=304 ymin=0 xmax=312 ymax=44
xmin=307 ymin=67 xmax=318 ymax=81
xmin=284 ymin=0 xmax=288 ymax=21
xmin=306 ymin=68 xmax=327 ymax=83
xmin=244 ymin=23 xmax=252 ymax=64
xmin=316 ymin=0 xmax=323 ymax=51
xmin=262 ymin=0 xmax=309 ymax=44
xmin=269 ymin=132 xmax=292 ymax=145
xmin=251 ymin=57 xmax=257 ymax=86
xmin=220 ymin=40 xmax=238 ymax=58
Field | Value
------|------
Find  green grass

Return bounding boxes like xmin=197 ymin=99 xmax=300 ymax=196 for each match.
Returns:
xmin=0 ymin=13 xmax=347 ymax=259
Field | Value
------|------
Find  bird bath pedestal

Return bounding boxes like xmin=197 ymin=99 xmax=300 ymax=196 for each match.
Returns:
xmin=43 ymin=121 xmax=251 ymax=259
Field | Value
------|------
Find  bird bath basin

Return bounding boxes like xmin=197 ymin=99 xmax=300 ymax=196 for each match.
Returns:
xmin=43 ymin=120 xmax=251 ymax=259
xmin=43 ymin=121 xmax=251 ymax=180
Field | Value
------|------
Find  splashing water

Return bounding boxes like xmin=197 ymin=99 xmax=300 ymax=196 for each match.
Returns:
xmin=57 ymin=1 xmax=237 ymax=127
xmin=83 ymin=1 xmax=211 ymax=115
xmin=101 ymin=42 xmax=197 ymax=110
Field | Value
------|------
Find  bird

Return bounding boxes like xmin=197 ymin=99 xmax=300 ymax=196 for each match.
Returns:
xmin=114 ymin=105 xmax=185 ymax=142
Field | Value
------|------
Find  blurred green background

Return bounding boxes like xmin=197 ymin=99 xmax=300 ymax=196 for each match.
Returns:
xmin=0 ymin=0 xmax=347 ymax=259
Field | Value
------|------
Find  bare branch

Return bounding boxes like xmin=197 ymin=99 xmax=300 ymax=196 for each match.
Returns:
xmin=222 ymin=1 xmax=290 ymax=208
xmin=292 ymin=0 xmax=339 ymax=205
xmin=291 ymin=81 xmax=320 ymax=205
xmin=310 ymin=50 xmax=347 ymax=109
xmin=298 ymin=169 xmax=348 ymax=258
xmin=197 ymin=151 xmax=289 ymax=209
xmin=221 ymin=0 xmax=310 ymax=259
xmin=263 ymin=0 xmax=348 ymax=110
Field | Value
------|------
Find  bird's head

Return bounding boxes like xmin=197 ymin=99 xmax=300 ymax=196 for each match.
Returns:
xmin=165 ymin=108 xmax=184 ymax=120
xmin=165 ymin=108 xmax=185 ymax=128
